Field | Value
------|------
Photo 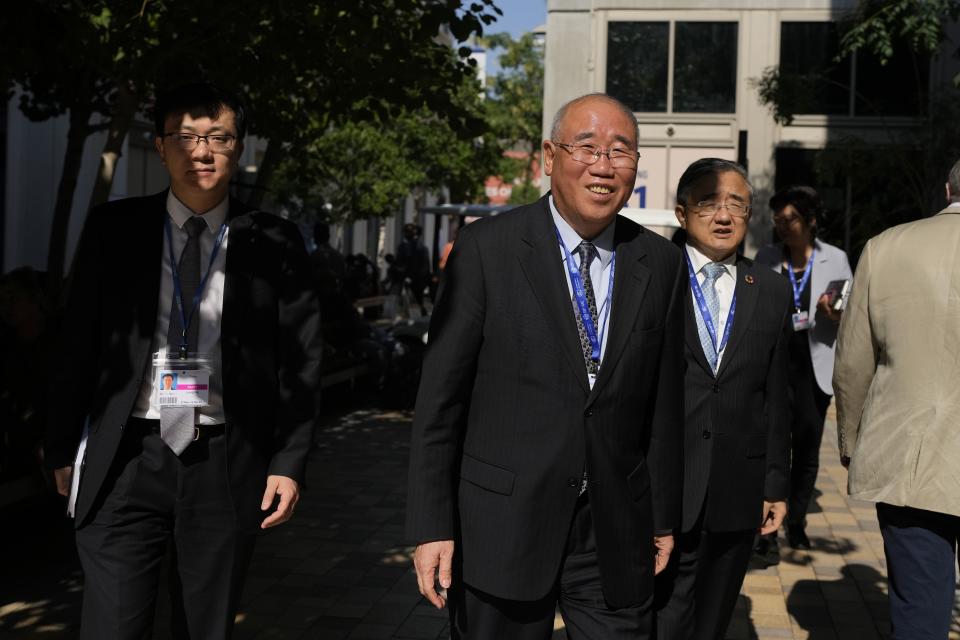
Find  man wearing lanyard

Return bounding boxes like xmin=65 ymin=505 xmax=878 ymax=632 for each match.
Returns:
xmin=45 ymin=83 xmax=321 ymax=639
xmin=407 ymin=93 xmax=685 ymax=638
xmin=654 ymin=158 xmax=792 ymax=639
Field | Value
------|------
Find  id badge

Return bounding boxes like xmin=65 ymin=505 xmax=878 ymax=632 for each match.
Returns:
xmin=151 ymin=351 xmax=212 ymax=409
xmin=791 ymin=311 xmax=811 ymax=332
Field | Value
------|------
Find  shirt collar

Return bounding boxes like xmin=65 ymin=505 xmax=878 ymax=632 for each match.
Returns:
xmin=166 ymin=190 xmax=229 ymax=233
xmin=685 ymin=242 xmax=736 ymax=276
xmin=548 ymin=195 xmax=616 ymax=268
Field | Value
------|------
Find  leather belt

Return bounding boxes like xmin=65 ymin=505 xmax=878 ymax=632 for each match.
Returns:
xmin=128 ymin=417 xmax=225 ymax=440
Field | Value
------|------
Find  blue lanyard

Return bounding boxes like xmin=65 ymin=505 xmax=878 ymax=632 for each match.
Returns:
xmin=163 ymin=216 xmax=227 ymax=359
xmin=786 ymin=248 xmax=816 ymax=312
xmin=556 ymin=229 xmax=615 ymax=363
xmin=684 ymin=251 xmax=736 ymax=357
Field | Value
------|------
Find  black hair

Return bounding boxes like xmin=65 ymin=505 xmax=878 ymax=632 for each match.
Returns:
xmin=313 ymin=222 xmax=331 ymax=245
xmin=768 ymin=185 xmax=823 ymax=228
xmin=153 ymin=82 xmax=247 ymax=139
xmin=676 ymin=158 xmax=751 ymax=206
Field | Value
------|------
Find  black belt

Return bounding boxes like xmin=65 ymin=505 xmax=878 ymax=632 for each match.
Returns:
xmin=127 ymin=417 xmax=226 ymax=440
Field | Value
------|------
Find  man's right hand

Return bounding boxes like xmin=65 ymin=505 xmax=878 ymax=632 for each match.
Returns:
xmin=413 ymin=539 xmax=455 ymax=609
xmin=54 ymin=466 xmax=73 ymax=497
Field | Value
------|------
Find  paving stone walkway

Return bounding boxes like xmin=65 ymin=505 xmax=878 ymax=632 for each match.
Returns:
xmin=2 ymin=406 xmax=958 ymax=639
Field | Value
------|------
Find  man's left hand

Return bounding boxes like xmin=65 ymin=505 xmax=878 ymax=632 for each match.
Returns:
xmin=653 ymin=534 xmax=674 ymax=575
xmin=816 ymin=294 xmax=842 ymax=322
xmin=759 ymin=500 xmax=787 ymax=535
xmin=260 ymin=475 xmax=300 ymax=529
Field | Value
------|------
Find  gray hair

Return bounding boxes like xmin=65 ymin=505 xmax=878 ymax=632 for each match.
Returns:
xmin=949 ymin=159 xmax=960 ymax=202
xmin=676 ymin=158 xmax=753 ymax=205
xmin=549 ymin=93 xmax=639 ymax=148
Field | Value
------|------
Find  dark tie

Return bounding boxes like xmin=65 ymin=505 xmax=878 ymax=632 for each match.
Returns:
xmin=574 ymin=242 xmax=600 ymax=377
xmin=161 ymin=216 xmax=207 ymax=454
xmin=166 ymin=216 xmax=207 ymax=355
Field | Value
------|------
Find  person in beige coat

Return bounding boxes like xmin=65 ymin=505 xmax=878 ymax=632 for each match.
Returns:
xmin=833 ymin=159 xmax=960 ymax=640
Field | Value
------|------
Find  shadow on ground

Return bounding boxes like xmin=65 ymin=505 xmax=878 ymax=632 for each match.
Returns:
xmin=0 ymin=494 xmax=81 ymax=638
xmin=786 ymin=564 xmax=889 ymax=640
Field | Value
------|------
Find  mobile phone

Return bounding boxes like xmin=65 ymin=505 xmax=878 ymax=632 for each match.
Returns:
xmin=822 ymin=279 xmax=850 ymax=311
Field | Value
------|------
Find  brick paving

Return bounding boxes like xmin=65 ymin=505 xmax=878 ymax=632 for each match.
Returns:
xmin=2 ymin=406 xmax=958 ymax=639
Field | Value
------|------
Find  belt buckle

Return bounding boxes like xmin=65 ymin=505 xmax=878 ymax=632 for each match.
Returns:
xmin=193 ymin=427 xmax=200 ymax=441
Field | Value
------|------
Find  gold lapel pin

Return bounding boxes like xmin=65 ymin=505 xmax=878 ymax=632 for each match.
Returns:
xmin=744 ymin=275 xmax=756 ymax=284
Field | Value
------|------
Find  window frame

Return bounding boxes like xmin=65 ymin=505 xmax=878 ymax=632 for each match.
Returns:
xmin=600 ymin=10 xmax=743 ymax=120
xmin=776 ymin=11 xmax=932 ymax=126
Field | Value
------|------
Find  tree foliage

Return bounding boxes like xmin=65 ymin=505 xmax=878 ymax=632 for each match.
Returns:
xmin=482 ymin=31 xmax=544 ymax=205
xmin=1 ymin=0 xmax=503 ymax=280
xmin=484 ymin=32 xmax=544 ymax=155
xmin=839 ymin=0 xmax=960 ymax=66
xmin=270 ymin=73 xmax=503 ymax=223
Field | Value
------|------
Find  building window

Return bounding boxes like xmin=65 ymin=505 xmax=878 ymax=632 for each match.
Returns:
xmin=779 ymin=22 xmax=928 ymax=117
xmin=673 ymin=22 xmax=738 ymax=113
xmin=779 ymin=22 xmax=849 ymax=115
xmin=607 ymin=22 xmax=669 ymax=113
xmin=607 ymin=21 xmax=738 ymax=114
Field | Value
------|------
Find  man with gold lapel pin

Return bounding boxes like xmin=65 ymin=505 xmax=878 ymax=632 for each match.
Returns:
xmin=654 ymin=158 xmax=792 ymax=639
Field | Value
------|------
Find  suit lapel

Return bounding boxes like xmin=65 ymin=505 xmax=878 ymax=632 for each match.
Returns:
xmin=588 ymin=225 xmax=650 ymax=400
xmin=221 ymin=198 xmax=254 ymax=377
xmin=135 ymin=193 xmax=167 ymax=337
xmin=516 ymin=199 xmax=591 ymax=394
xmin=715 ymin=256 xmax=759 ymax=379
xmin=684 ymin=291 xmax=713 ymax=376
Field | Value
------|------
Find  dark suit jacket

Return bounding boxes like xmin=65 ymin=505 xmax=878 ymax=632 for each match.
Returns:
xmin=405 ymin=195 xmax=685 ymax=608
xmin=681 ymin=255 xmax=791 ymax=533
xmin=45 ymin=192 xmax=322 ymax=530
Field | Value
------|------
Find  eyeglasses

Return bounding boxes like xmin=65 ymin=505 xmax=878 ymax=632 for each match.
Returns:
xmin=690 ymin=200 xmax=751 ymax=218
xmin=552 ymin=141 xmax=639 ymax=169
xmin=772 ymin=213 xmax=801 ymax=225
xmin=164 ymin=132 xmax=237 ymax=153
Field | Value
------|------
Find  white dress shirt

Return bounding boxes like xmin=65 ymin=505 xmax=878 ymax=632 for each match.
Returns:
xmin=550 ymin=196 xmax=615 ymax=386
xmin=685 ymin=243 xmax=737 ymax=368
xmin=131 ymin=191 xmax=229 ymax=424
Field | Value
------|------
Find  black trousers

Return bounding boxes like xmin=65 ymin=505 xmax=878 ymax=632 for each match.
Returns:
xmin=654 ymin=514 xmax=754 ymax=640
xmin=786 ymin=376 xmax=832 ymax=528
xmin=449 ymin=495 xmax=653 ymax=639
xmin=877 ymin=503 xmax=960 ymax=639
xmin=75 ymin=418 xmax=256 ymax=640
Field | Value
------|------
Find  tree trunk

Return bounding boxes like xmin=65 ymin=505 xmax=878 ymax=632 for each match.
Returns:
xmin=88 ymin=85 xmax=139 ymax=209
xmin=47 ymin=104 xmax=92 ymax=289
xmin=248 ymin=140 xmax=282 ymax=208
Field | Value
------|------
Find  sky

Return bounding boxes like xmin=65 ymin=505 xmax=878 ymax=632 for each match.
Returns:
xmin=489 ymin=0 xmax=546 ymax=38
xmin=483 ymin=0 xmax=547 ymax=77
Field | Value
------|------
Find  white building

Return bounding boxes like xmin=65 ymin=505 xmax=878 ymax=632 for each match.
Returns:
xmin=542 ymin=0 xmax=960 ymax=255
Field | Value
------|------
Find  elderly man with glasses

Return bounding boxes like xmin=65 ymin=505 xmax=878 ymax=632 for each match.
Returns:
xmin=653 ymin=158 xmax=792 ymax=640
xmin=406 ymin=93 xmax=686 ymax=639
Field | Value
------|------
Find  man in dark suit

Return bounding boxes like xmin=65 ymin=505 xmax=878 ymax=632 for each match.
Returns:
xmin=654 ymin=159 xmax=791 ymax=639
xmin=406 ymin=93 xmax=686 ymax=638
xmin=45 ymin=83 xmax=321 ymax=639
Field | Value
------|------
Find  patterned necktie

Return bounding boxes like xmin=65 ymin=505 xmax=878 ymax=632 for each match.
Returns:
xmin=695 ymin=262 xmax=725 ymax=374
xmin=574 ymin=242 xmax=600 ymax=376
xmin=160 ymin=216 xmax=207 ymax=454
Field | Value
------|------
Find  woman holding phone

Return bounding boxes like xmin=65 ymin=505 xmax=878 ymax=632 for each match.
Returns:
xmin=754 ymin=186 xmax=853 ymax=557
